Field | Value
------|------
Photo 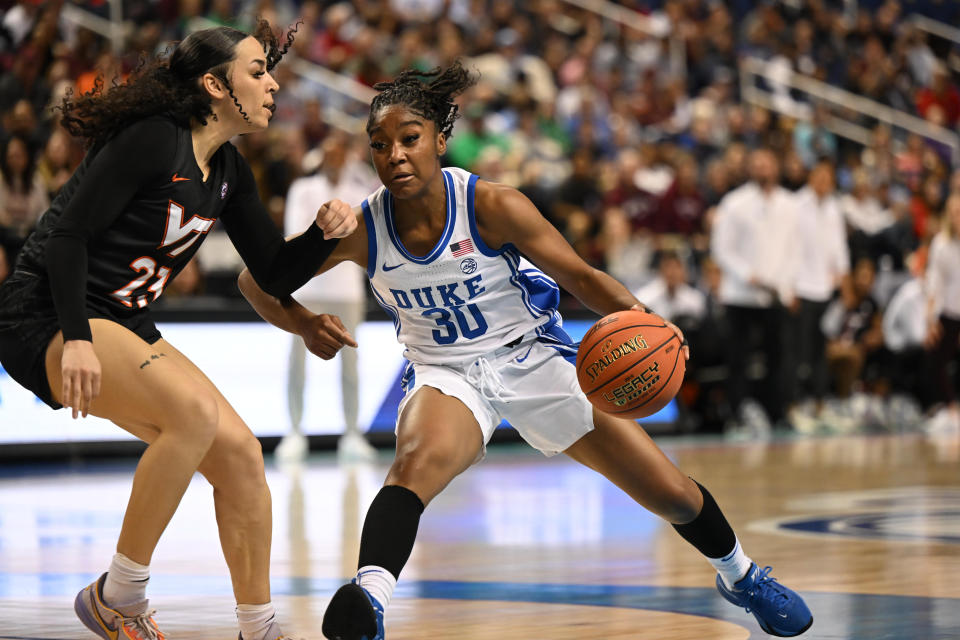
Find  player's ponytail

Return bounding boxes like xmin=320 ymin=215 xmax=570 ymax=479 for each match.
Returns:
xmin=367 ymin=61 xmax=477 ymax=140
xmin=59 ymin=18 xmax=298 ymax=148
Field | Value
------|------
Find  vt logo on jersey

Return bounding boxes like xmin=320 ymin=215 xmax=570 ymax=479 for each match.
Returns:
xmin=159 ymin=200 xmax=215 ymax=256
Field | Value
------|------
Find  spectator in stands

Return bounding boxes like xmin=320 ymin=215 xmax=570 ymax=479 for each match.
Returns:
xmin=445 ymin=103 xmax=509 ymax=172
xmin=915 ymin=62 xmax=960 ymax=128
xmin=711 ymin=148 xmax=796 ymax=434
xmin=655 ymin=153 xmax=706 ymax=239
xmin=635 ymin=250 xmax=707 ymax=329
xmin=924 ymin=194 xmax=960 ymax=434
xmin=552 ymin=146 xmax=603 ymax=262
xmin=909 ymin=173 xmax=944 ymax=245
xmin=841 ymin=167 xmax=898 ymax=263
xmin=881 ymin=249 xmax=929 ymax=427
xmin=603 ymin=147 xmax=659 ymax=234
xmin=0 ymin=133 xmax=48 ymax=271
xmin=635 ymin=249 xmax=708 ymax=431
xmin=793 ymin=102 xmax=838 ymax=169
xmin=781 ymin=161 xmax=849 ymax=433
xmin=35 ymin=128 xmax=79 ymax=199
xmin=821 ymin=257 xmax=885 ymax=429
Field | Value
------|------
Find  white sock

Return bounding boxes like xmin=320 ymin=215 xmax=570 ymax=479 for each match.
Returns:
xmin=103 ymin=553 xmax=150 ymax=611
xmin=237 ymin=602 xmax=279 ymax=640
xmin=356 ymin=565 xmax=397 ymax=609
xmin=709 ymin=538 xmax=754 ymax=590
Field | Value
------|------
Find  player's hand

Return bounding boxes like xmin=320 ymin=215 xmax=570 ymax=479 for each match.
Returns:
xmin=630 ymin=303 xmax=689 ymax=361
xmin=298 ymin=313 xmax=358 ymax=360
xmin=925 ymin=318 xmax=943 ymax=350
xmin=314 ymin=199 xmax=357 ymax=239
xmin=60 ymin=340 xmax=102 ymax=419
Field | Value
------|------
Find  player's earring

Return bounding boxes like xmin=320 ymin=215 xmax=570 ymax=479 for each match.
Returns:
xmin=211 ymin=112 xmax=219 ymax=121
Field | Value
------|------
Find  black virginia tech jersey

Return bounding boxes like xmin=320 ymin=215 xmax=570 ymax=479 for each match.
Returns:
xmin=18 ymin=116 xmax=334 ymax=341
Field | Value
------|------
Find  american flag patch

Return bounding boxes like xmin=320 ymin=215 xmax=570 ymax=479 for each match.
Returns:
xmin=449 ymin=238 xmax=474 ymax=257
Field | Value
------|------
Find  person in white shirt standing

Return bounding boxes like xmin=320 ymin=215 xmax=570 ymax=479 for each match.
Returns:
xmin=924 ymin=194 xmax=960 ymax=434
xmin=277 ymin=132 xmax=381 ymax=461
xmin=710 ymin=148 xmax=796 ymax=433
xmin=780 ymin=161 xmax=849 ymax=431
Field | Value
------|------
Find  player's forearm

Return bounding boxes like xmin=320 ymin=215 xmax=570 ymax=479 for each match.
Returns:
xmin=567 ymin=267 xmax=643 ymax=317
xmin=238 ymin=267 xmax=312 ymax=335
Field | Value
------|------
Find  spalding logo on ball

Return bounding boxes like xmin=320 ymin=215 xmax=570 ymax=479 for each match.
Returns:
xmin=576 ymin=309 xmax=685 ymax=419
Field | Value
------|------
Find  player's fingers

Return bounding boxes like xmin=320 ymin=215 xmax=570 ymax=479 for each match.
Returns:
xmin=340 ymin=330 xmax=358 ymax=348
xmin=315 ymin=199 xmax=347 ymax=225
xmin=69 ymin=374 xmax=82 ymax=419
xmin=329 ymin=317 xmax=358 ymax=348
xmin=316 ymin=344 xmax=337 ymax=360
xmin=306 ymin=338 xmax=337 ymax=360
xmin=322 ymin=214 xmax=356 ymax=239
xmin=62 ymin=375 xmax=76 ymax=419
xmin=666 ymin=321 xmax=690 ymax=360
xmin=80 ymin=373 xmax=93 ymax=418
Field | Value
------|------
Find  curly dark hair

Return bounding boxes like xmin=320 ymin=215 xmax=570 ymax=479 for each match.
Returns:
xmin=59 ymin=18 xmax=298 ymax=148
xmin=367 ymin=61 xmax=477 ymax=140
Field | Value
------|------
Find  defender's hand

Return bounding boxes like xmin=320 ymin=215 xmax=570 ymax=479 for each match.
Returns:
xmin=314 ymin=199 xmax=357 ymax=239
xmin=298 ymin=313 xmax=358 ymax=360
xmin=61 ymin=340 xmax=102 ymax=419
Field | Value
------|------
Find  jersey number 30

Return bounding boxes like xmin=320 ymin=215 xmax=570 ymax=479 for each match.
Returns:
xmin=423 ymin=304 xmax=488 ymax=344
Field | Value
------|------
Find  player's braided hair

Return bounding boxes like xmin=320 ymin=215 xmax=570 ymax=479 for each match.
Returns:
xmin=367 ymin=61 xmax=477 ymax=140
xmin=59 ymin=18 xmax=298 ymax=148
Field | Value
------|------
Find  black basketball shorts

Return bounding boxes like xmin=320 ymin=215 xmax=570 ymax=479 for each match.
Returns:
xmin=0 ymin=270 xmax=162 ymax=409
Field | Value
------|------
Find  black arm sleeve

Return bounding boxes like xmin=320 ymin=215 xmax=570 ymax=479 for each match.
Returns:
xmin=45 ymin=120 xmax=175 ymax=341
xmin=219 ymin=157 xmax=340 ymax=298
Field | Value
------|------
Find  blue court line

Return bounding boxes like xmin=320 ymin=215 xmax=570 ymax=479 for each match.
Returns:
xmin=2 ymin=574 xmax=958 ymax=639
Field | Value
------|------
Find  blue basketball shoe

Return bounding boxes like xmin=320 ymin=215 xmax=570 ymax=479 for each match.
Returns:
xmin=716 ymin=563 xmax=813 ymax=637
xmin=321 ymin=580 xmax=385 ymax=640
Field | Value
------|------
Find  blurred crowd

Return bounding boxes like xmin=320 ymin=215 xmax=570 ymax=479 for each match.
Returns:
xmin=2 ymin=0 xmax=959 ymax=434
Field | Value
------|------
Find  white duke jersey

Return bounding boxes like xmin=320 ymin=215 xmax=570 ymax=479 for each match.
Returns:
xmin=362 ymin=167 xmax=574 ymax=365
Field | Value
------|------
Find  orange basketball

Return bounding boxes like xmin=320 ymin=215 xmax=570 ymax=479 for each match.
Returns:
xmin=576 ymin=309 xmax=685 ymax=419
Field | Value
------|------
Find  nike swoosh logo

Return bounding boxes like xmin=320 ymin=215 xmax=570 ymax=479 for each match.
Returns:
xmin=382 ymin=263 xmax=404 ymax=271
xmin=172 ymin=173 xmax=190 ymax=182
xmin=515 ymin=344 xmax=534 ymax=363
xmin=88 ymin=593 xmax=120 ymax=640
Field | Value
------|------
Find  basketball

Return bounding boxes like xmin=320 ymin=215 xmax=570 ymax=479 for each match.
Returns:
xmin=576 ymin=309 xmax=685 ymax=419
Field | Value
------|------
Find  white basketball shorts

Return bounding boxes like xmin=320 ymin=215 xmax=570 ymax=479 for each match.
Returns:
xmin=397 ymin=336 xmax=595 ymax=458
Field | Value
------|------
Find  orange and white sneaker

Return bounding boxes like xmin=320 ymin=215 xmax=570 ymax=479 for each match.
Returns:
xmin=74 ymin=573 xmax=165 ymax=640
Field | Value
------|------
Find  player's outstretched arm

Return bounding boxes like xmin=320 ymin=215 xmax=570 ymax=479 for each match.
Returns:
xmin=474 ymin=180 xmax=688 ymax=359
xmin=475 ymin=180 xmax=643 ymax=315
xmin=238 ymin=205 xmax=367 ymax=359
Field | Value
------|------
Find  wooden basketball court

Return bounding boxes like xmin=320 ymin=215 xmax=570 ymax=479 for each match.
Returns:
xmin=0 ymin=431 xmax=958 ymax=639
